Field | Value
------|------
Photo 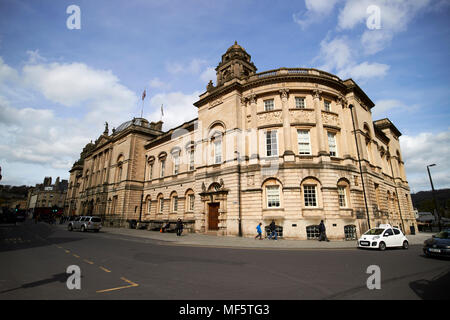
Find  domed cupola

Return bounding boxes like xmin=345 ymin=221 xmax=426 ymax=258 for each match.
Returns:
xmin=215 ymin=41 xmax=257 ymax=86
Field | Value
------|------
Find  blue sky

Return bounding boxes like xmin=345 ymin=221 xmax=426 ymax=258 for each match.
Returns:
xmin=0 ymin=0 xmax=449 ymax=192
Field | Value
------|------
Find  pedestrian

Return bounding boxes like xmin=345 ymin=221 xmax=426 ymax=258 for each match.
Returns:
xmin=268 ymin=219 xmax=278 ymax=240
xmin=318 ymin=220 xmax=329 ymax=242
xmin=255 ymin=222 xmax=263 ymax=240
xmin=176 ymin=218 xmax=183 ymax=236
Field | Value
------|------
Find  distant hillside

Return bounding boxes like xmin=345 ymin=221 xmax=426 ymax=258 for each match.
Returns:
xmin=411 ymin=188 xmax=450 ymax=218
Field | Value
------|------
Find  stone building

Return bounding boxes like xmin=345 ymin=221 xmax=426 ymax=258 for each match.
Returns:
xmin=66 ymin=42 xmax=417 ymax=240
xmin=27 ymin=176 xmax=68 ymax=210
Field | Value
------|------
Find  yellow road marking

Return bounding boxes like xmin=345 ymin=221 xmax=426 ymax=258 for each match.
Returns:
xmin=83 ymin=259 xmax=94 ymax=265
xmin=73 ymin=254 xmax=80 ymax=258
xmin=99 ymin=266 xmax=111 ymax=273
xmin=96 ymin=277 xmax=139 ymax=293
xmin=65 ymin=250 xmax=70 ymax=254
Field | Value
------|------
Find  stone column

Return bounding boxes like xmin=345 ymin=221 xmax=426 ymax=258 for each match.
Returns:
xmin=313 ymin=89 xmax=327 ymax=155
xmin=280 ymin=88 xmax=295 ymax=162
xmin=248 ymin=93 xmax=259 ymax=164
xmin=337 ymin=96 xmax=351 ymax=160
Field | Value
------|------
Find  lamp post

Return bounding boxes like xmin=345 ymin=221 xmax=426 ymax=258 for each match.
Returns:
xmin=426 ymin=164 xmax=441 ymax=231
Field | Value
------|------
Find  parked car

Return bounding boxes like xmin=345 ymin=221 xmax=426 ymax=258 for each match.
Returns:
xmin=423 ymin=229 xmax=450 ymax=258
xmin=68 ymin=216 xmax=102 ymax=232
xmin=358 ymin=224 xmax=409 ymax=250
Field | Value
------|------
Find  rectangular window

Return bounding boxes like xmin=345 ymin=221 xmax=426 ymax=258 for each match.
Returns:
xmin=214 ymin=139 xmax=222 ymax=164
xmin=338 ymin=186 xmax=347 ymax=207
xmin=159 ymin=198 xmax=164 ymax=213
xmin=189 ymin=150 xmax=195 ymax=171
xmin=173 ymin=197 xmax=178 ymax=212
xmin=297 ymin=130 xmax=311 ymax=155
xmin=295 ymin=97 xmax=306 ymax=109
xmin=265 ymin=130 xmax=278 ymax=157
xmin=173 ymin=155 xmax=179 ymax=175
xmin=327 ymin=132 xmax=337 ymax=157
xmin=189 ymin=194 xmax=195 ymax=211
xmin=304 ymin=185 xmax=317 ymax=207
xmin=266 ymin=185 xmax=280 ymax=208
xmin=324 ymin=100 xmax=331 ymax=112
xmin=160 ymin=160 xmax=165 ymax=177
xmin=149 ymin=164 xmax=153 ymax=180
xmin=264 ymin=99 xmax=274 ymax=111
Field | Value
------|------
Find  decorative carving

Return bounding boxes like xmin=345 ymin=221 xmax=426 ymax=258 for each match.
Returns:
xmin=247 ymin=93 xmax=256 ymax=105
xmin=337 ymin=95 xmax=348 ymax=108
xmin=289 ymin=109 xmax=315 ymax=123
xmin=313 ymin=89 xmax=322 ymax=100
xmin=279 ymin=88 xmax=289 ymax=100
xmin=321 ymin=112 xmax=340 ymax=126
xmin=210 ymin=98 xmax=223 ymax=108
xmin=201 ymin=182 xmax=206 ymax=193
xmin=207 ymin=80 xmax=214 ymax=91
xmin=257 ymin=111 xmax=283 ymax=126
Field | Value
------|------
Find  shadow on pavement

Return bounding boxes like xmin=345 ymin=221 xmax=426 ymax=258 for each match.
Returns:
xmin=409 ymin=271 xmax=450 ymax=300
xmin=0 ymin=221 xmax=84 ymax=252
xmin=0 ymin=272 xmax=70 ymax=294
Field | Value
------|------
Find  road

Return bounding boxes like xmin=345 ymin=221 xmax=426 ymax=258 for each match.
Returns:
xmin=0 ymin=220 xmax=448 ymax=300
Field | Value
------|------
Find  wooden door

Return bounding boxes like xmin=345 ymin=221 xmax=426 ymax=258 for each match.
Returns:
xmin=208 ymin=203 xmax=220 ymax=230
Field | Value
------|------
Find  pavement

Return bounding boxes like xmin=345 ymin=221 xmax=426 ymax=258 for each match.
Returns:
xmin=62 ymin=223 xmax=434 ymax=250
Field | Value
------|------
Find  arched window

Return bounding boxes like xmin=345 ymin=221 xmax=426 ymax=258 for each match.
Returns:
xmin=170 ymin=191 xmax=178 ymax=213
xmin=262 ymin=178 xmax=283 ymax=209
xmin=185 ymin=189 xmax=195 ymax=212
xmin=337 ymin=178 xmax=350 ymax=208
xmin=145 ymin=195 xmax=151 ymax=214
xmin=301 ymin=177 xmax=322 ymax=208
xmin=208 ymin=122 xmax=225 ymax=165
xmin=157 ymin=193 xmax=164 ymax=214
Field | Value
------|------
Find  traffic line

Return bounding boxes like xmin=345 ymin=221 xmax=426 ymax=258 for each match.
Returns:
xmin=65 ymin=249 xmax=70 ymax=254
xmin=73 ymin=254 xmax=80 ymax=258
xmin=83 ymin=259 xmax=94 ymax=265
xmin=96 ymin=277 xmax=139 ymax=293
xmin=99 ymin=266 xmax=111 ymax=273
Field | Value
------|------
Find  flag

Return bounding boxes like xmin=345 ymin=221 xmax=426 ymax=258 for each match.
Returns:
xmin=142 ymin=90 xmax=146 ymax=101
xmin=161 ymin=104 xmax=164 ymax=117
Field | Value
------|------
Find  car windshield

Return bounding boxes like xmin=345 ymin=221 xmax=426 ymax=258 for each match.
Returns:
xmin=364 ymin=228 xmax=384 ymax=235
xmin=91 ymin=217 xmax=101 ymax=222
xmin=435 ymin=231 xmax=449 ymax=239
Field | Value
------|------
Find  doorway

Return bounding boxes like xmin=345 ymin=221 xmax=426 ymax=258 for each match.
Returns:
xmin=208 ymin=203 xmax=220 ymax=231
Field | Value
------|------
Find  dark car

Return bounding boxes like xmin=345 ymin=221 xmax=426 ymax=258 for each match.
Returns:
xmin=423 ymin=229 xmax=450 ymax=258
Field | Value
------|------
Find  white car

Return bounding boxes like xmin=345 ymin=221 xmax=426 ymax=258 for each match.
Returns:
xmin=358 ymin=224 xmax=409 ymax=250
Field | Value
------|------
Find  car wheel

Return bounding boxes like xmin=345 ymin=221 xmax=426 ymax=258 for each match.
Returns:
xmin=402 ymin=241 xmax=409 ymax=249
xmin=379 ymin=242 xmax=386 ymax=251
xmin=81 ymin=225 xmax=86 ymax=232
xmin=68 ymin=225 xmax=73 ymax=231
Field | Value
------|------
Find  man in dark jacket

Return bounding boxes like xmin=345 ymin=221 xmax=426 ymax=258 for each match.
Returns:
xmin=176 ymin=218 xmax=183 ymax=236
xmin=318 ymin=220 xmax=329 ymax=242
xmin=268 ymin=220 xmax=278 ymax=240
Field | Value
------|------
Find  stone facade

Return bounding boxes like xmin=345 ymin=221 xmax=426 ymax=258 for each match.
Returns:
xmin=66 ymin=43 xmax=417 ymax=240
xmin=27 ymin=176 xmax=68 ymax=210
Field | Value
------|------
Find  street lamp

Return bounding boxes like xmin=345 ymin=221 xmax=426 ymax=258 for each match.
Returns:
xmin=426 ymin=164 xmax=441 ymax=231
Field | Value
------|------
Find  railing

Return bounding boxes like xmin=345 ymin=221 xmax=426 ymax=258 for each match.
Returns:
xmin=252 ymin=68 xmax=341 ymax=82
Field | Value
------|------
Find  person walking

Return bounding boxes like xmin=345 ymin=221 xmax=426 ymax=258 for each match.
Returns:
xmin=176 ymin=218 xmax=183 ymax=236
xmin=255 ymin=222 xmax=263 ymax=240
xmin=268 ymin=219 xmax=278 ymax=240
xmin=318 ymin=220 xmax=330 ymax=242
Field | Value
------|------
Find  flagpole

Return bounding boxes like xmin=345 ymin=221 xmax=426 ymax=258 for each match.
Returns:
xmin=141 ymin=89 xmax=146 ymax=118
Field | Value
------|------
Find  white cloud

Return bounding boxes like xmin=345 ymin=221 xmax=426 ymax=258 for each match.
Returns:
xmin=338 ymin=61 xmax=389 ymax=81
xmin=338 ymin=0 xmax=432 ymax=54
xmin=147 ymin=91 xmax=200 ymax=131
xmin=200 ymin=67 xmax=216 ymax=84
xmin=293 ymin=0 xmax=341 ymax=29
xmin=315 ymin=36 xmax=389 ymax=81
xmin=149 ymin=77 xmax=169 ymax=89
xmin=0 ymin=55 xmax=142 ymax=186
xmin=400 ymin=129 xmax=450 ymax=192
